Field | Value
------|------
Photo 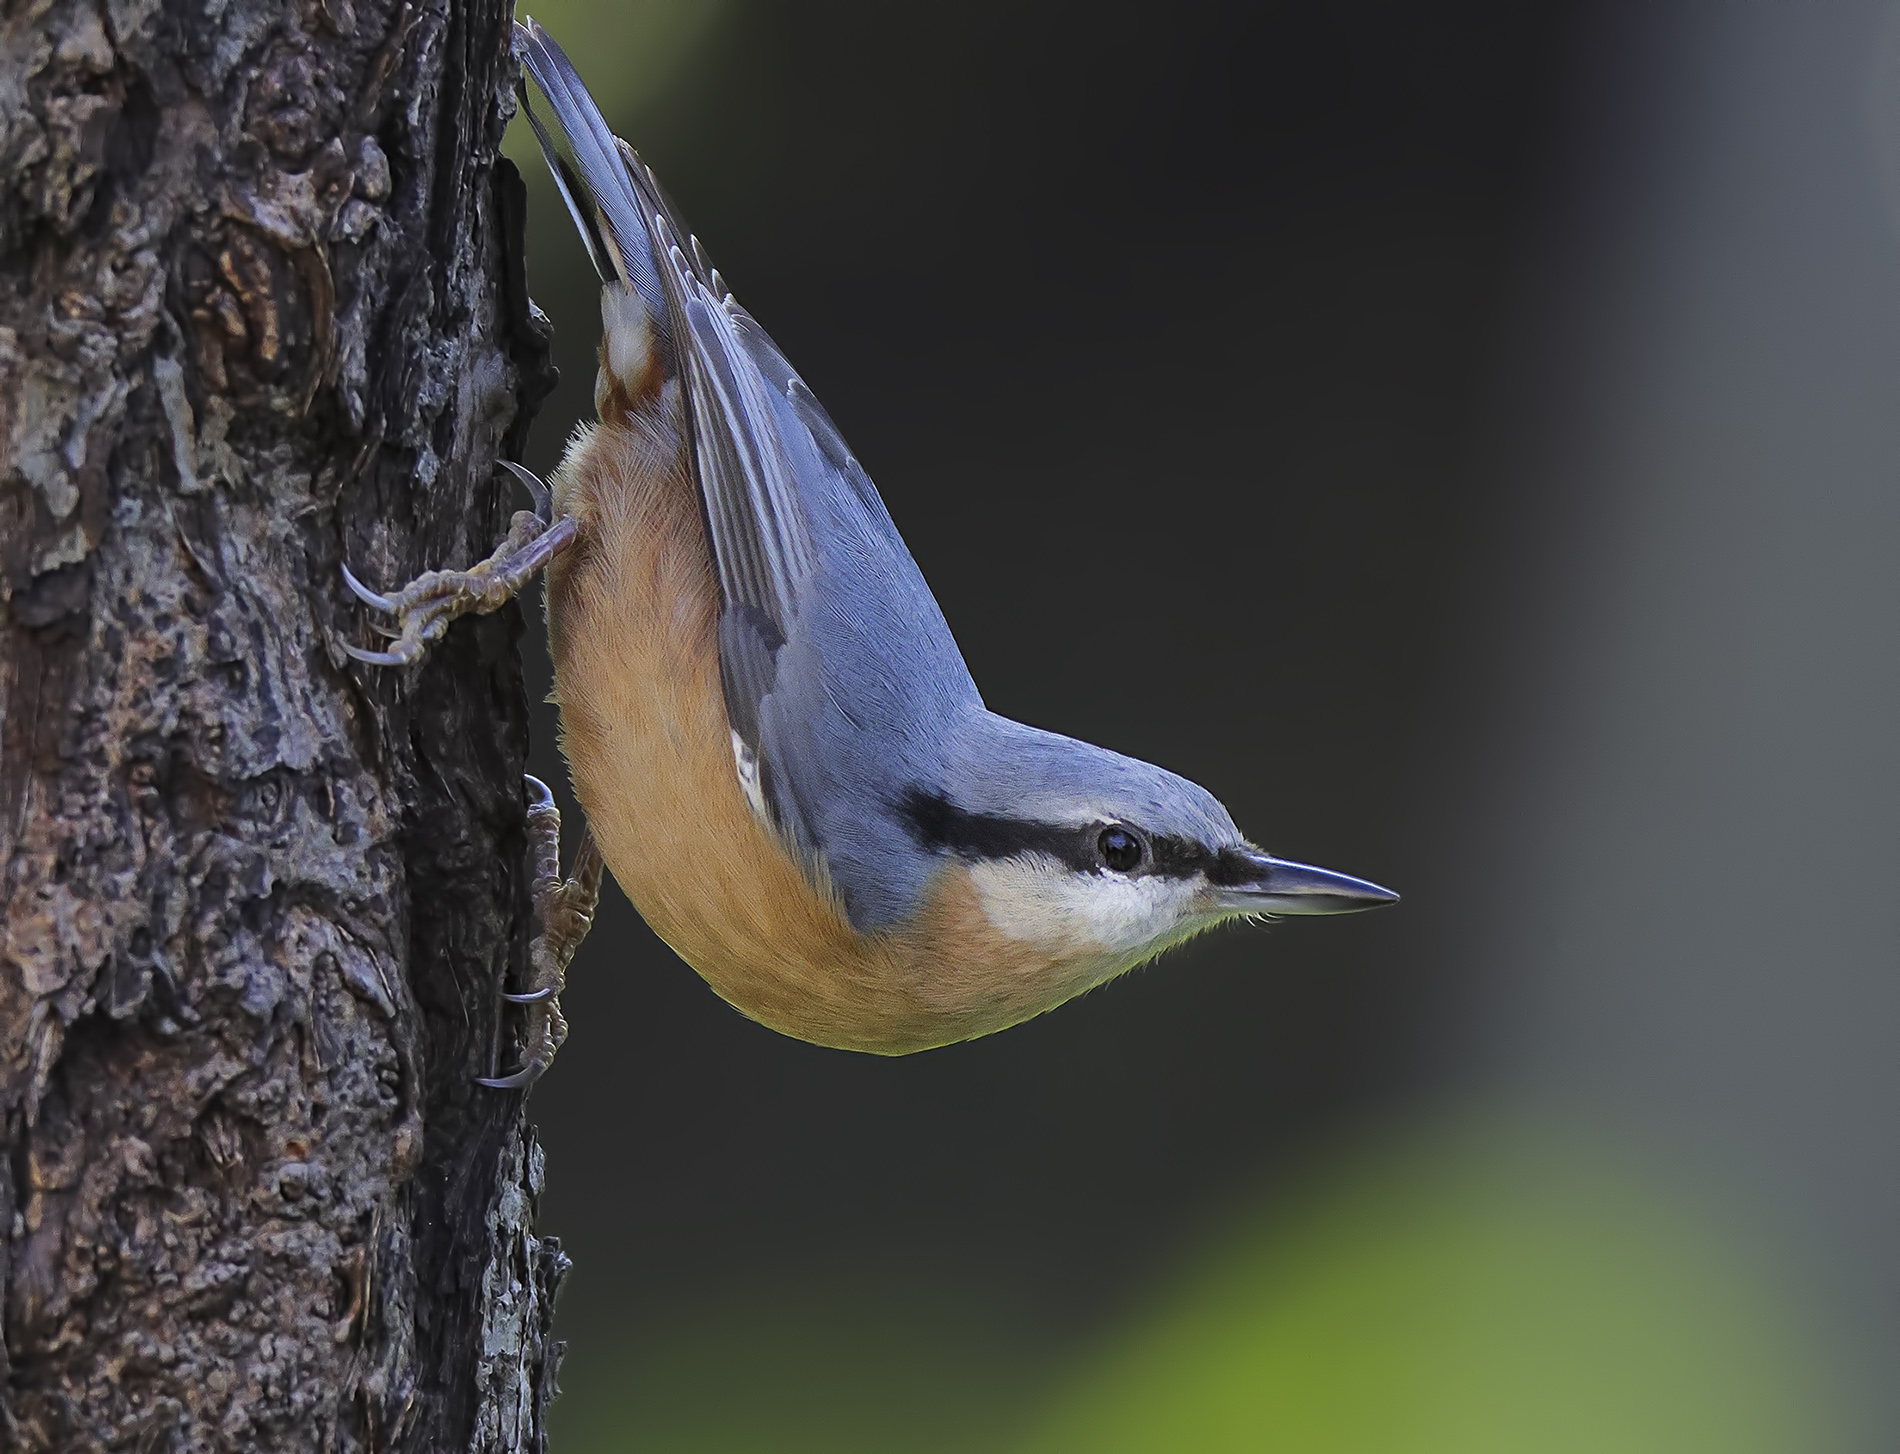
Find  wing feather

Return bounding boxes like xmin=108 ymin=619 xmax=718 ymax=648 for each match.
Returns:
xmin=517 ymin=20 xmax=839 ymax=850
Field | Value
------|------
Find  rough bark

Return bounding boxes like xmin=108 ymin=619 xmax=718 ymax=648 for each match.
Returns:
xmin=0 ymin=0 xmax=566 ymax=1447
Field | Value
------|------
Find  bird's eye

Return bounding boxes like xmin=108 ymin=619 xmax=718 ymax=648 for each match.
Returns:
xmin=1097 ymin=826 xmax=1144 ymax=873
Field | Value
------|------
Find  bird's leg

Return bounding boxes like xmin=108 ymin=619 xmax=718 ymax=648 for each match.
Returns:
xmin=341 ymin=462 xmax=576 ymax=667
xmin=479 ymin=775 xmax=604 ymax=1090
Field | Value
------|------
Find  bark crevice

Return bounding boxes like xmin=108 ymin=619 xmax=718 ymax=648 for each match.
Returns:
xmin=0 ymin=0 xmax=566 ymax=1446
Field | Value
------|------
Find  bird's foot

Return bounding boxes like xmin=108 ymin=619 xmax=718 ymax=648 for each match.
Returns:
xmin=479 ymin=775 xmax=604 ymax=1091
xmin=341 ymin=463 xmax=576 ymax=667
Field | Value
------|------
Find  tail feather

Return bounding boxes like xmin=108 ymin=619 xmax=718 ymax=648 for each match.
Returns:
xmin=516 ymin=88 xmax=612 ymax=285
xmin=514 ymin=19 xmax=668 ymax=323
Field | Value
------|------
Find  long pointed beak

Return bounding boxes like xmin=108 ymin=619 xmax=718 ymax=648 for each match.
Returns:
xmin=1214 ymin=851 xmax=1399 ymax=916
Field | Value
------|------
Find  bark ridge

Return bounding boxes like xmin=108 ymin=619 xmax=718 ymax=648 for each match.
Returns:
xmin=0 ymin=0 xmax=567 ymax=1446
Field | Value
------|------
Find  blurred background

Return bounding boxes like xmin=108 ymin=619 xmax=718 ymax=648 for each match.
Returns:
xmin=501 ymin=2 xmax=1900 ymax=1448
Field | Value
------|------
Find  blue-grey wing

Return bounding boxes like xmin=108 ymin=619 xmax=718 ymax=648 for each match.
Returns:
xmin=518 ymin=21 xmax=982 ymax=925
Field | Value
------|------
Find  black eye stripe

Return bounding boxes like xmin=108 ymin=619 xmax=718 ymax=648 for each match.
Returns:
xmin=898 ymin=788 xmax=1224 ymax=881
xmin=1148 ymin=835 xmax=1212 ymax=878
xmin=898 ymin=789 xmax=1096 ymax=872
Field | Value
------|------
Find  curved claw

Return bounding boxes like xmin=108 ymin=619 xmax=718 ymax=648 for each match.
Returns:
xmin=502 ymin=986 xmax=557 ymax=1003
xmin=342 ymin=640 xmax=412 ymax=667
xmin=498 ymin=460 xmax=553 ymax=521
xmin=477 ymin=1059 xmax=547 ymax=1091
xmin=340 ymin=562 xmax=398 ymax=612
xmin=523 ymin=774 xmax=556 ymax=813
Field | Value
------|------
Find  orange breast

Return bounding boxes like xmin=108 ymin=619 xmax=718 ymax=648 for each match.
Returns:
xmin=545 ymin=416 xmax=1104 ymax=1053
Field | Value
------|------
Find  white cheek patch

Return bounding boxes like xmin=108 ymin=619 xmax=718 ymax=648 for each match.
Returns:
xmin=969 ymin=856 xmax=1203 ymax=955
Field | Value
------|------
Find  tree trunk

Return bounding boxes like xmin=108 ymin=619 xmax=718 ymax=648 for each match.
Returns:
xmin=0 ymin=0 xmax=566 ymax=1447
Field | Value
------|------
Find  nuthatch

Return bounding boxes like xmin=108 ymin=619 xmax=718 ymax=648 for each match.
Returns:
xmin=344 ymin=20 xmax=1397 ymax=1086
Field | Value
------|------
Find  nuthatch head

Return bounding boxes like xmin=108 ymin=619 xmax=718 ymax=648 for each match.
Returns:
xmin=361 ymin=23 xmax=1397 ymax=1073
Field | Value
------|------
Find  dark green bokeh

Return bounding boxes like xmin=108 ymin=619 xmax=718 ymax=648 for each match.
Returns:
xmin=544 ymin=1124 xmax=1833 ymax=1452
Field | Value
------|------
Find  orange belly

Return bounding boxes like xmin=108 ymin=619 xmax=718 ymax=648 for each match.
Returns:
xmin=545 ymin=417 xmax=1108 ymax=1053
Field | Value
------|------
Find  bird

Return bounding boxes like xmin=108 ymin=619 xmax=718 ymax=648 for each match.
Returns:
xmin=342 ymin=19 xmax=1397 ymax=1086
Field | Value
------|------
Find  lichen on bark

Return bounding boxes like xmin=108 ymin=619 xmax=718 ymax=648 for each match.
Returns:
xmin=0 ymin=0 xmax=567 ymax=1447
